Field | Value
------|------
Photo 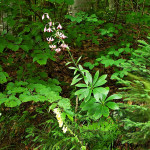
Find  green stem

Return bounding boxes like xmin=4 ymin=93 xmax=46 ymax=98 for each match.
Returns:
xmin=67 ymin=48 xmax=85 ymax=77
xmin=67 ymin=48 xmax=78 ymax=68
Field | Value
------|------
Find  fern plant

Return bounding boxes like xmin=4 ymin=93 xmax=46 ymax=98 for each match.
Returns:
xmin=117 ymin=38 xmax=150 ymax=148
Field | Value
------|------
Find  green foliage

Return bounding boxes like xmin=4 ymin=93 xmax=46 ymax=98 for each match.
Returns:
xmin=0 ymin=65 xmax=9 ymax=84
xmin=81 ymin=87 xmax=121 ymax=119
xmin=65 ymin=12 xmax=104 ymax=47
xmin=68 ymin=59 xmax=121 ymax=120
xmin=80 ymin=118 xmax=121 ymax=149
xmin=0 ymin=78 xmax=63 ymax=107
xmin=117 ymin=38 xmax=150 ymax=146
xmin=126 ymin=12 xmax=150 ymax=25
xmin=0 ymin=0 xmax=150 ymax=148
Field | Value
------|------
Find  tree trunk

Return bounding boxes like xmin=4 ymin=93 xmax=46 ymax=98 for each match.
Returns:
xmin=109 ymin=0 xmax=115 ymax=10
xmin=114 ymin=0 xmax=119 ymax=22
xmin=69 ymin=0 xmax=91 ymax=16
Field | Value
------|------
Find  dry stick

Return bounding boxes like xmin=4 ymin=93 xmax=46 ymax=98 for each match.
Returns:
xmin=142 ymin=0 xmax=146 ymax=15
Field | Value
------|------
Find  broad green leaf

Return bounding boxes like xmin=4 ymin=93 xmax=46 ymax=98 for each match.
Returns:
xmin=84 ymin=89 xmax=92 ymax=102
xmin=75 ymin=88 xmax=88 ymax=96
xmin=58 ymin=98 xmax=71 ymax=110
xmin=93 ymin=104 xmax=103 ymax=119
xmin=81 ymin=98 xmax=96 ymax=111
xmin=0 ymin=72 xmax=8 ymax=84
xmin=65 ymin=110 xmax=74 ymax=122
xmin=106 ymin=94 xmax=122 ymax=102
xmin=20 ymin=45 xmax=29 ymax=52
xmin=78 ymin=88 xmax=90 ymax=100
xmin=0 ymin=45 xmax=5 ymax=53
xmin=33 ymin=55 xmax=48 ymax=65
xmin=20 ymin=94 xmax=33 ymax=102
xmin=93 ymin=71 xmax=99 ymax=86
xmin=78 ymin=64 xmax=83 ymax=71
xmin=102 ymin=106 xmax=109 ymax=117
xmin=5 ymin=95 xmax=21 ymax=107
xmin=49 ymin=103 xmax=57 ymax=112
xmin=85 ymin=71 xmax=92 ymax=84
xmin=93 ymin=87 xmax=107 ymax=101
xmin=106 ymin=102 xmax=119 ymax=110
xmin=100 ymin=87 xmax=110 ymax=102
xmin=15 ymin=37 xmax=22 ymax=44
xmin=84 ymin=76 xmax=89 ymax=85
xmin=88 ymin=102 xmax=99 ymax=116
xmin=94 ymin=74 xmax=107 ymax=87
xmin=83 ymin=62 xmax=94 ymax=70
xmin=7 ymin=43 xmax=19 ymax=51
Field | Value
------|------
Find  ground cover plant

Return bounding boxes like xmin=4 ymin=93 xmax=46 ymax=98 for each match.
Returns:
xmin=0 ymin=0 xmax=150 ymax=149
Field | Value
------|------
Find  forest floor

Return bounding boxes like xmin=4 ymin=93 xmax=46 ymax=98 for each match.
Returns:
xmin=0 ymin=24 xmax=149 ymax=150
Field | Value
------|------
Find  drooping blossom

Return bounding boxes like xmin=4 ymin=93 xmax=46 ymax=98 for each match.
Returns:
xmin=60 ymin=43 xmax=68 ymax=49
xmin=42 ymin=13 xmax=50 ymax=20
xmin=46 ymin=37 xmax=54 ymax=42
xmin=53 ymin=108 xmax=68 ymax=133
xmin=55 ymin=48 xmax=61 ymax=53
xmin=53 ymin=108 xmax=63 ymax=127
xmin=56 ymin=32 xmax=67 ymax=39
xmin=53 ymin=108 xmax=59 ymax=114
xmin=44 ymin=27 xmax=47 ymax=32
xmin=56 ymin=32 xmax=62 ymax=37
xmin=62 ymin=126 xmax=67 ymax=133
xmin=56 ymin=114 xmax=63 ymax=127
xmin=42 ymin=14 xmax=45 ymax=20
xmin=46 ymin=13 xmax=50 ymax=19
xmin=49 ymin=45 xmax=56 ymax=49
xmin=61 ymin=34 xmax=67 ymax=39
xmin=49 ymin=22 xmax=53 ymax=26
xmin=57 ymin=23 xmax=62 ymax=29
xmin=47 ymin=27 xmax=53 ymax=32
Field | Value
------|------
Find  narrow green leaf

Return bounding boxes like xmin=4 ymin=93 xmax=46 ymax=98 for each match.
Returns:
xmin=71 ymin=74 xmax=82 ymax=85
xmin=76 ymin=56 xmax=82 ymax=65
xmin=65 ymin=62 xmax=72 ymax=66
xmin=68 ymin=67 xmax=76 ymax=70
xmin=74 ymin=69 xmax=78 ymax=75
xmin=75 ymin=83 xmax=87 ymax=87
